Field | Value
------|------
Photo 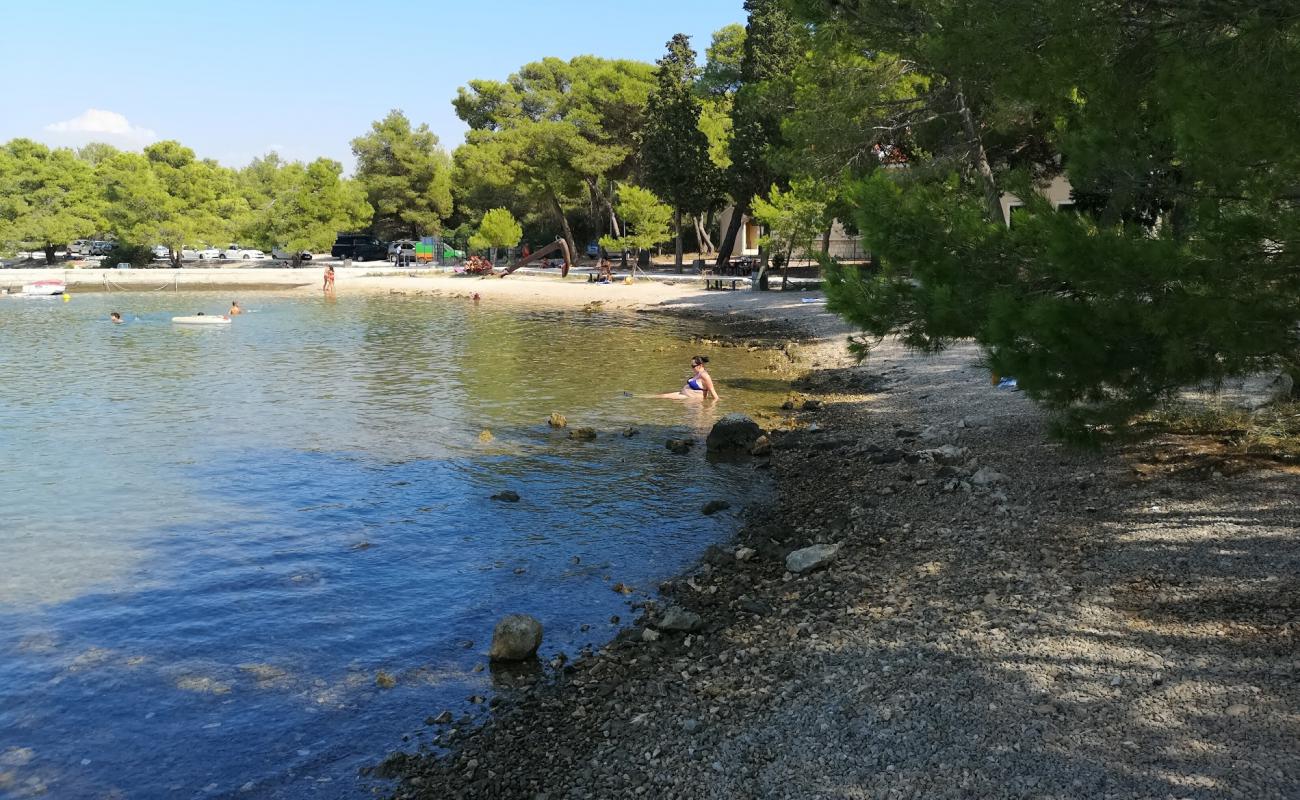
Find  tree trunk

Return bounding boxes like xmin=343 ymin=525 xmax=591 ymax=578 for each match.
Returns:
xmin=549 ymin=192 xmax=578 ymax=267
xmin=674 ymin=209 xmax=684 ymax=273
xmin=44 ymin=243 xmax=57 ymax=265
xmin=821 ymin=224 xmax=832 ymax=255
xmin=716 ymin=204 xmax=747 ymax=267
xmin=171 ymin=247 xmax=182 ymax=269
xmin=586 ymin=177 xmax=621 ymax=238
xmin=955 ymin=84 xmax=1002 ymax=225
xmin=695 ymin=214 xmax=714 ymax=254
xmin=783 ymin=242 xmax=793 ymax=290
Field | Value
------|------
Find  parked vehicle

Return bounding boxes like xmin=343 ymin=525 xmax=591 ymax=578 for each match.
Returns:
xmin=388 ymin=240 xmax=416 ymax=263
xmin=586 ymin=241 xmax=600 ymax=257
xmin=180 ymin=248 xmax=200 ymax=261
xmin=70 ymin=239 xmax=93 ymax=256
xmin=196 ymin=247 xmax=222 ymax=260
xmin=151 ymin=245 xmax=170 ymax=260
xmin=89 ymin=240 xmax=116 ymax=256
xmin=220 ymin=245 xmax=267 ymax=260
xmin=331 ymin=233 xmax=387 ymax=262
xmin=271 ymin=247 xmax=313 ymax=262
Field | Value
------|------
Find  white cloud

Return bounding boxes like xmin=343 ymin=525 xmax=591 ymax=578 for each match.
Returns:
xmin=44 ymin=109 xmax=157 ymax=147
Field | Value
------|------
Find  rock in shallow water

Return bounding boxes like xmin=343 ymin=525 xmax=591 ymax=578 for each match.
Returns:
xmin=785 ymin=543 xmax=840 ymax=574
xmin=701 ymin=499 xmax=731 ymax=515
xmin=666 ymin=438 xmax=694 ymax=454
xmin=491 ymin=490 xmax=520 ymax=502
xmin=488 ymin=614 xmax=543 ymax=661
xmin=706 ymin=414 xmax=763 ymax=453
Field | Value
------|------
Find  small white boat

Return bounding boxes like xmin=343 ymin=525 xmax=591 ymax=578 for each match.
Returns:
xmin=21 ymin=280 xmax=67 ymax=296
xmin=171 ymin=315 xmax=232 ymax=325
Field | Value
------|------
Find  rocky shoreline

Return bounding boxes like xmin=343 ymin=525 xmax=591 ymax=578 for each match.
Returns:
xmin=379 ymin=310 xmax=1299 ymax=799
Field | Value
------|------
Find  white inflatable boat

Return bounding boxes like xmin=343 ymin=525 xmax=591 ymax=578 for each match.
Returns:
xmin=171 ymin=315 xmax=231 ymax=325
xmin=21 ymin=280 xmax=67 ymax=296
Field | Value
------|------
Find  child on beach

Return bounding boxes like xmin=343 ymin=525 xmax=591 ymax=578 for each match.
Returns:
xmin=323 ymin=265 xmax=336 ymax=293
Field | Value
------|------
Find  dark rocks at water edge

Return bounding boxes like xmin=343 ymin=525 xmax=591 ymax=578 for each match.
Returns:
xmin=785 ymin=542 xmax=840 ymax=573
xmin=701 ymin=499 xmax=731 ymax=515
xmin=568 ymin=427 xmax=597 ymax=441
xmin=490 ymin=490 xmax=520 ymax=503
xmin=706 ymin=413 xmax=763 ymax=453
xmin=655 ymin=605 xmax=702 ymax=632
xmin=665 ymin=438 xmax=694 ymax=454
xmin=487 ymin=614 xmax=542 ymax=661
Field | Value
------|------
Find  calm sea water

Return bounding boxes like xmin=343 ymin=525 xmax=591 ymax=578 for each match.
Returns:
xmin=0 ymin=292 xmax=783 ymax=799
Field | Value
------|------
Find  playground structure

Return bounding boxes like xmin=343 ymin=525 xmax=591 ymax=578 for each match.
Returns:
xmin=503 ymin=238 xmax=571 ymax=278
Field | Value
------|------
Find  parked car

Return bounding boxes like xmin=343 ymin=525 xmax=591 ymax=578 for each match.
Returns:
xmin=196 ymin=247 xmax=222 ymax=260
xmin=151 ymin=245 xmax=170 ymax=260
xmin=89 ymin=240 xmax=116 ymax=256
xmin=388 ymin=240 xmax=416 ymax=263
xmin=220 ymin=245 xmax=267 ymax=260
xmin=332 ymin=233 xmax=387 ymax=262
xmin=271 ymin=247 xmax=313 ymax=263
xmin=70 ymin=239 xmax=93 ymax=256
xmin=585 ymin=241 xmax=600 ymax=257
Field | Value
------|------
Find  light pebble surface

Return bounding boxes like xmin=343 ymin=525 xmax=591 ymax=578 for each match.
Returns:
xmin=383 ymin=289 xmax=1299 ymax=800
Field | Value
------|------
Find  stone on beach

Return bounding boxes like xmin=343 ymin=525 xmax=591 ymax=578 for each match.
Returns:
xmin=785 ymin=543 xmax=840 ymax=574
xmin=488 ymin=614 xmax=543 ymax=661
xmin=656 ymin=606 xmax=703 ymax=632
xmin=706 ymin=414 xmax=763 ymax=453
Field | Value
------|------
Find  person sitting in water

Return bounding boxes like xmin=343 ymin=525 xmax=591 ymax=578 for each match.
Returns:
xmin=110 ymin=312 xmax=123 ymax=324
xmin=229 ymin=301 xmax=242 ymax=316
xmin=657 ymin=355 xmax=720 ymax=401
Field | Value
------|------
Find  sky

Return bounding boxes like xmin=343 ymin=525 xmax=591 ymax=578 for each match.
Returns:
xmin=1 ymin=0 xmax=746 ymax=169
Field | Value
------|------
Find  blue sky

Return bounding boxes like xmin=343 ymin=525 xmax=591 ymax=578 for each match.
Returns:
xmin=1 ymin=0 xmax=745 ymax=168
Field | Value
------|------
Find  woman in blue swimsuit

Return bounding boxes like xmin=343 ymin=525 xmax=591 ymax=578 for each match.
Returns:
xmin=658 ymin=356 xmax=720 ymax=401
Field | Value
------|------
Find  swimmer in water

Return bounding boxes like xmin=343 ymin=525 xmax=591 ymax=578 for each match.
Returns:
xmin=229 ymin=301 xmax=242 ymax=316
xmin=656 ymin=355 xmax=720 ymax=401
xmin=110 ymin=312 xmax=123 ymax=324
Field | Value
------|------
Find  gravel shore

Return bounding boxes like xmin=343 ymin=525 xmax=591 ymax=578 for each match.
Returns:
xmin=382 ymin=306 xmax=1299 ymax=799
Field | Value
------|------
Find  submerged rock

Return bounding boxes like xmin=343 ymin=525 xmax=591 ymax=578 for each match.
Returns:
xmin=666 ymin=438 xmax=694 ymax=454
xmin=491 ymin=490 xmax=520 ymax=503
xmin=785 ymin=543 xmax=841 ymax=574
xmin=750 ymin=435 xmax=772 ymax=456
xmin=701 ymin=500 xmax=731 ymax=515
xmin=478 ymin=430 xmax=494 ymax=443
xmin=569 ymin=427 xmax=597 ymax=441
xmin=547 ymin=412 xmax=567 ymax=429
xmin=488 ymin=614 xmax=543 ymax=662
xmin=706 ymin=414 xmax=763 ymax=453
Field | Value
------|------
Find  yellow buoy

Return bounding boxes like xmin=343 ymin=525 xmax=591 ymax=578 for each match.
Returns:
xmin=62 ymin=293 xmax=70 ymax=302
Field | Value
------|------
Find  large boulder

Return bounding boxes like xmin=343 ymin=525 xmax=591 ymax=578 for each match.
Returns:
xmin=488 ymin=614 xmax=543 ymax=661
xmin=706 ymin=414 xmax=763 ymax=454
xmin=785 ymin=543 xmax=840 ymax=574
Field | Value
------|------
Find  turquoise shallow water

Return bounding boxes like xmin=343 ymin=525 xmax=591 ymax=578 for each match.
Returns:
xmin=0 ymin=292 xmax=782 ymax=799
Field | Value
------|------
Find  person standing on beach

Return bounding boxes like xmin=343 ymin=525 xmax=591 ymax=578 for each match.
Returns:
xmin=323 ymin=265 xmax=335 ymax=293
xmin=229 ymin=301 xmax=242 ymax=316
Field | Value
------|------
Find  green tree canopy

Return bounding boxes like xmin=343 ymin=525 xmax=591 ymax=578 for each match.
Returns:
xmin=642 ymin=33 xmax=720 ymax=269
xmin=793 ymin=0 xmax=1300 ymax=428
xmin=599 ymin=185 xmax=671 ymax=255
xmin=260 ymin=159 xmax=372 ymax=263
xmin=469 ymin=207 xmax=523 ymax=262
xmin=0 ymin=139 xmax=102 ymax=263
xmin=452 ymin=56 xmax=656 ymax=257
xmin=352 ymin=110 xmax=453 ymax=239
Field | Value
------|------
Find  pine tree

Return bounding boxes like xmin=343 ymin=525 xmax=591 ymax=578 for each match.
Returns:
xmin=641 ymin=34 xmax=718 ymax=271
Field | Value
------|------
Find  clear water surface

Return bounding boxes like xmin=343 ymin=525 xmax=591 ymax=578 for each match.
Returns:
xmin=0 ymin=292 xmax=785 ymax=799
